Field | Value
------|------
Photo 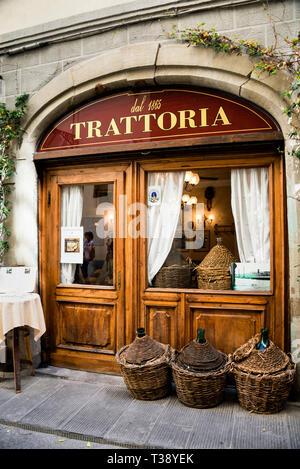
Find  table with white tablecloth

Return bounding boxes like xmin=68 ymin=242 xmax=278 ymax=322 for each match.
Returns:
xmin=0 ymin=293 xmax=46 ymax=392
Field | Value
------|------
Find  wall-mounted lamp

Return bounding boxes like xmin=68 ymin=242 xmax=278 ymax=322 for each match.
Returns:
xmin=181 ymin=194 xmax=198 ymax=205
xmin=207 ymin=213 xmax=215 ymax=224
xmin=189 ymin=196 xmax=198 ymax=205
xmin=184 ymin=171 xmax=193 ymax=183
xmin=190 ymin=174 xmax=200 ymax=186
xmin=184 ymin=171 xmax=200 ymax=188
xmin=202 ymin=213 xmax=215 ymax=227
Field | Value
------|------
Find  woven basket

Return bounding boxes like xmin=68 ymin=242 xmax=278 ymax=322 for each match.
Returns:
xmin=116 ymin=342 xmax=172 ymax=400
xmin=232 ymin=333 xmax=296 ymax=413
xmin=232 ymin=363 xmax=296 ymax=414
xmin=153 ymin=264 xmax=192 ymax=288
xmin=171 ymin=349 xmax=231 ymax=408
xmin=196 ymin=238 xmax=236 ymax=290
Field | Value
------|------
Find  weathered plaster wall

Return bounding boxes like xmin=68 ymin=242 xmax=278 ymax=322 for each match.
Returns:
xmin=0 ymin=0 xmax=299 ymax=393
xmin=0 ymin=0 xmax=132 ymax=35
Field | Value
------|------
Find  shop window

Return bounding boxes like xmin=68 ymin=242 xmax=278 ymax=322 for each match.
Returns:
xmin=147 ymin=167 xmax=270 ymax=292
xmin=60 ymin=183 xmax=114 ymax=286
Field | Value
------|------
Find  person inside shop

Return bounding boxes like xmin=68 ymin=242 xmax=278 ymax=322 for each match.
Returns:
xmin=81 ymin=231 xmax=95 ymax=278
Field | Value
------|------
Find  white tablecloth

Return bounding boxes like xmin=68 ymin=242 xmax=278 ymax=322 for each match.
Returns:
xmin=0 ymin=293 xmax=46 ymax=343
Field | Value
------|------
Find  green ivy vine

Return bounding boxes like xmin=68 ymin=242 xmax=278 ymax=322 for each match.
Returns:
xmin=168 ymin=23 xmax=300 ymax=159
xmin=0 ymin=93 xmax=29 ymax=262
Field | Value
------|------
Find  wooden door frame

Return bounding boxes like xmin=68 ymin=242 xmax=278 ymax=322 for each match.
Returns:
xmin=39 ymin=162 xmax=129 ymax=373
xmin=36 ymin=141 xmax=288 ymax=373
xmin=136 ymin=147 xmax=288 ymax=351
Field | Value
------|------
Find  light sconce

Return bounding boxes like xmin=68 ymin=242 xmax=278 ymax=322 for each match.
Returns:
xmin=208 ymin=214 xmax=215 ymax=224
xmin=182 ymin=193 xmax=190 ymax=204
xmin=189 ymin=196 xmax=198 ymax=205
xmin=184 ymin=171 xmax=193 ymax=183
xmin=190 ymin=174 xmax=200 ymax=186
xmin=181 ymin=194 xmax=198 ymax=205
xmin=184 ymin=171 xmax=200 ymax=187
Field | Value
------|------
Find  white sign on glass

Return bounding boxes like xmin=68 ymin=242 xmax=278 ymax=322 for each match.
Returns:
xmin=148 ymin=186 xmax=161 ymax=206
xmin=60 ymin=227 xmax=83 ymax=264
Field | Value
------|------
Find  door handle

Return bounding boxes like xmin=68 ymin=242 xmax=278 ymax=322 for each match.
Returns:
xmin=117 ymin=270 xmax=121 ymax=290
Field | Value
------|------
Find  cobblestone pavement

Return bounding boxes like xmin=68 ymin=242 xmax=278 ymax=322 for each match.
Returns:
xmin=0 ymin=366 xmax=299 ymax=450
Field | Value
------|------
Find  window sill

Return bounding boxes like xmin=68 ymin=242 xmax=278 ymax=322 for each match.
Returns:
xmin=57 ymin=283 xmax=115 ymax=290
xmin=145 ymin=287 xmax=273 ymax=295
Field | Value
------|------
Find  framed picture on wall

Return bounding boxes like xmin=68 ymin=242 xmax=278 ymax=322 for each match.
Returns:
xmin=231 ymin=262 xmax=270 ymax=291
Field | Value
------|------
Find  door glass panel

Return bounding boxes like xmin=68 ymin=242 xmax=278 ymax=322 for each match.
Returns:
xmin=60 ymin=183 xmax=114 ymax=286
xmin=147 ymin=167 xmax=270 ymax=291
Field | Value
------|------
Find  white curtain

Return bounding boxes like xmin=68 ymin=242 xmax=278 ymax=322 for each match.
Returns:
xmin=61 ymin=185 xmax=84 ymax=284
xmin=147 ymin=172 xmax=185 ymax=285
xmin=231 ymin=168 xmax=270 ymax=264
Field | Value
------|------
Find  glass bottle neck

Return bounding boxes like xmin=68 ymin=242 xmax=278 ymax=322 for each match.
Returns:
xmin=257 ymin=329 xmax=269 ymax=349
xmin=196 ymin=328 xmax=206 ymax=343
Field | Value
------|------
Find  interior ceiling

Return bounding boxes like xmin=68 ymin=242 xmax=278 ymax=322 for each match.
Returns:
xmin=195 ymin=168 xmax=231 ymax=178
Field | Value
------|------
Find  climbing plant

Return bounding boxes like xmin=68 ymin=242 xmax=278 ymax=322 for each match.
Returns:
xmin=168 ymin=22 xmax=300 ymax=159
xmin=0 ymin=93 xmax=29 ymax=262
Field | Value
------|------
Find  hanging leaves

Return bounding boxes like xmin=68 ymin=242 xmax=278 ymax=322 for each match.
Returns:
xmin=169 ymin=23 xmax=300 ymax=160
xmin=0 ymin=94 xmax=29 ymax=261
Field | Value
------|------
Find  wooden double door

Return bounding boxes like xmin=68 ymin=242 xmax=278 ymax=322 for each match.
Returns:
xmin=40 ymin=148 xmax=288 ymax=374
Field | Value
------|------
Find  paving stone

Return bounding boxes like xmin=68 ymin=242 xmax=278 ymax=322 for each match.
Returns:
xmin=104 ymin=396 xmax=170 ymax=445
xmin=230 ymin=406 xmax=291 ymax=449
xmin=187 ymin=401 xmax=235 ymax=449
xmin=153 ymin=395 xmax=199 ymax=428
xmin=20 ymin=380 xmax=99 ymax=428
xmin=0 ymin=423 xmax=124 ymax=449
xmin=285 ymin=405 xmax=300 ymax=449
xmin=0 ymin=377 xmax=64 ymax=422
xmin=36 ymin=366 xmax=124 ymax=386
xmin=0 ymin=375 xmax=38 ymax=391
xmin=146 ymin=422 xmax=193 ymax=449
xmin=62 ymin=385 xmax=134 ymax=437
xmin=0 ymin=387 xmax=16 ymax=408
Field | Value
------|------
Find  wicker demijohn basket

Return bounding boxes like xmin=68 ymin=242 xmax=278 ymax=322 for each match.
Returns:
xmin=232 ymin=332 xmax=296 ymax=414
xmin=152 ymin=249 xmax=193 ymax=288
xmin=171 ymin=330 xmax=230 ymax=408
xmin=196 ymin=238 xmax=236 ymax=290
xmin=116 ymin=328 xmax=172 ymax=400
xmin=153 ymin=264 xmax=191 ymax=288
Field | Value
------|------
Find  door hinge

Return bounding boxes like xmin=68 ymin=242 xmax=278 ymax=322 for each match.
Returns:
xmin=117 ymin=270 xmax=121 ymax=290
xmin=47 ymin=191 xmax=51 ymax=207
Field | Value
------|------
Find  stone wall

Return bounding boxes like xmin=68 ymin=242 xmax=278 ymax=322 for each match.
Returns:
xmin=0 ymin=0 xmax=299 ymax=393
xmin=1 ymin=0 xmax=299 ymax=108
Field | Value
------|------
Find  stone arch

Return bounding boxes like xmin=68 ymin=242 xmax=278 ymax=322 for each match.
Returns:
xmin=12 ymin=42 xmax=295 ymax=268
xmin=24 ymin=42 xmax=291 ymax=144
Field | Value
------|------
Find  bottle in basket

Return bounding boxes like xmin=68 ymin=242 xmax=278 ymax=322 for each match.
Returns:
xmin=196 ymin=328 xmax=206 ymax=344
xmin=116 ymin=327 xmax=172 ymax=400
xmin=256 ymin=328 xmax=270 ymax=350
xmin=171 ymin=329 xmax=230 ymax=408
